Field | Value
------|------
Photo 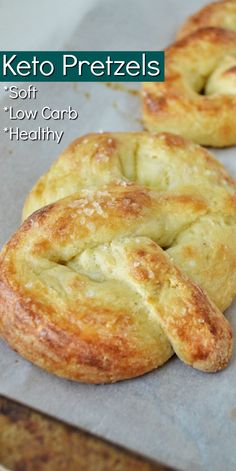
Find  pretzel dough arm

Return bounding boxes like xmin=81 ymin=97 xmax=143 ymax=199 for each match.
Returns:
xmin=167 ymin=216 xmax=236 ymax=312
xmin=85 ymin=237 xmax=233 ymax=372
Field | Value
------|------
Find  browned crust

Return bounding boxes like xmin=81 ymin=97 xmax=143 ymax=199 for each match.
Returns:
xmin=0 ymin=278 xmax=163 ymax=384
xmin=142 ymin=27 xmax=236 ymax=146
xmin=173 ymin=25 xmax=236 ymax=49
xmin=0 ymin=245 xmax=232 ymax=382
xmin=126 ymin=241 xmax=233 ymax=372
xmin=0 ymin=180 xmax=234 ymax=382
xmin=177 ymin=0 xmax=236 ymax=39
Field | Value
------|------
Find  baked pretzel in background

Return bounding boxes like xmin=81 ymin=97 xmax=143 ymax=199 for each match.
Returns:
xmin=142 ymin=27 xmax=236 ymax=146
xmin=177 ymin=0 xmax=236 ymax=39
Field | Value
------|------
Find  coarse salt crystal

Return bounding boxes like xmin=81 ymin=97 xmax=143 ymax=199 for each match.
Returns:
xmin=133 ymin=261 xmax=141 ymax=268
xmin=92 ymin=201 xmax=104 ymax=215
xmin=25 ymin=282 xmax=33 ymax=289
xmin=84 ymin=208 xmax=94 ymax=216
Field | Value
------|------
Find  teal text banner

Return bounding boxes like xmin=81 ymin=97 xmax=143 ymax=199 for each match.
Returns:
xmin=0 ymin=51 xmax=164 ymax=82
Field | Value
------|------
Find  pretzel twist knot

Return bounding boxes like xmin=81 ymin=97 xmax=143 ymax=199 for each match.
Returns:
xmin=0 ymin=133 xmax=235 ymax=383
xmin=142 ymin=28 xmax=236 ymax=147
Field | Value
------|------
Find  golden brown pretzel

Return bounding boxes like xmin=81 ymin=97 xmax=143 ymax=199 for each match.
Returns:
xmin=177 ymin=0 xmax=236 ymax=39
xmin=23 ymin=132 xmax=236 ymax=312
xmin=0 ymin=132 xmax=234 ymax=383
xmin=142 ymin=28 xmax=236 ymax=147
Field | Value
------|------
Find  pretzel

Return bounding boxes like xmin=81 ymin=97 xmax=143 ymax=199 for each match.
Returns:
xmin=177 ymin=0 xmax=236 ymax=39
xmin=142 ymin=27 xmax=236 ymax=146
xmin=22 ymin=132 xmax=236 ymax=312
xmin=0 ymin=132 xmax=234 ymax=383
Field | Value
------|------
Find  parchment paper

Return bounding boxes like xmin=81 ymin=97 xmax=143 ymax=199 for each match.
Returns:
xmin=0 ymin=1 xmax=236 ymax=470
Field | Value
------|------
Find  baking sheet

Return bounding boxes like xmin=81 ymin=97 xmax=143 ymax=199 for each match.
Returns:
xmin=0 ymin=1 xmax=236 ymax=470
